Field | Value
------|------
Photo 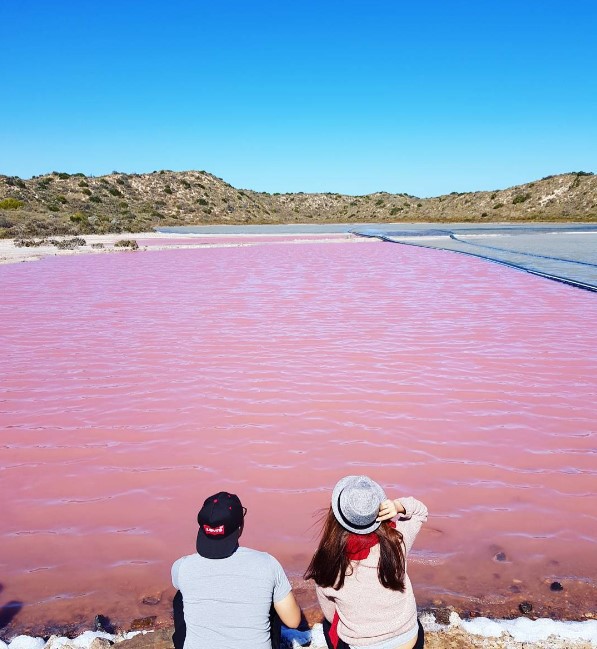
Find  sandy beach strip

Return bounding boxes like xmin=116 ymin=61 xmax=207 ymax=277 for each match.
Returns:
xmin=0 ymin=232 xmax=375 ymax=266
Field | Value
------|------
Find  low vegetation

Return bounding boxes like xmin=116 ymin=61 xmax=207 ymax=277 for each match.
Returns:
xmin=0 ymin=170 xmax=595 ymax=238
xmin=0 ymin=198 xmax=24 ymax=210
xmin=114 ymin=239 xmax=139 ymax=250
xmin=14 ymin=236 xmax=86 ymax=249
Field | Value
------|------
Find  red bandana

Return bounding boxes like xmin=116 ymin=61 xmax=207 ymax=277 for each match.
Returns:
xmin=329 ymin=523 xmax=396 ymax=649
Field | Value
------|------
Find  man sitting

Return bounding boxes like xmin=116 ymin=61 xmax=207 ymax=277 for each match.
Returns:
xmin=172 ymin=491 xmax=301 ymax=649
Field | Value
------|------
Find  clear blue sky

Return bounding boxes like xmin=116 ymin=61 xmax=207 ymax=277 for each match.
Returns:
xmin=1 ymin=0 xmax=596 ymax=196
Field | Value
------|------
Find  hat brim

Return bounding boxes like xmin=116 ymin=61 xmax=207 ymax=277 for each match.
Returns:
xmin=196 ymin=527 xmax=240 ymax=559
xmin=331 ymin=475 xmax=386 ymax=535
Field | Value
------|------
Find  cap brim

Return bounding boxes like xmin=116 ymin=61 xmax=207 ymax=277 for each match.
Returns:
xmin=196 ymin=527 xmax=240 ymax=559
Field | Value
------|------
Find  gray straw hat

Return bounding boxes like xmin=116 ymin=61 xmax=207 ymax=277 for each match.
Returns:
xmin=331 ymin=475 xmax=387 ymax=534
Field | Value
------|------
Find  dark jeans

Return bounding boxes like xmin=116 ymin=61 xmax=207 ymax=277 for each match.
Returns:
xmin=172 ymin=591 xmax=282 ymax=649
xmin=322 ymin=618 xmax=424 ymax=649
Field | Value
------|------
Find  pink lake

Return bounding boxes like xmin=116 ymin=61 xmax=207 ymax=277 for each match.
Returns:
xmin=1 ymin=240 xmax=596 ymax=634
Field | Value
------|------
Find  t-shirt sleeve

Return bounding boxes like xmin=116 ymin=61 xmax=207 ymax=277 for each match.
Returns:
xmin=171 ymin=557 xmax=183 ymax=589
xmin=269 ymin=555 xmax=292 ymax=603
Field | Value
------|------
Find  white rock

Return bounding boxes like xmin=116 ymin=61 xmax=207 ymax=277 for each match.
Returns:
xmin=44 ymin=636 xmax=74 ymax=649
xmin=501 ymin=617 xmax=597 ymax=643
xmin=448 ymin=610 xmax=461 ymax=627
xmin=8 ymin=637 xmax=45 ymax=649
xmin=71 ymin=632 xmax=113 ymax=649
xmin=1 ymin=640 xmax=9 ymax=649
xmin=419 ymin=611 xmax=444 ymax=632
xmin=456 ymin=615 xmax=597 ymax=643
xmin=114 ymin=632 xmax=142 ymax=643
xmin=460 ymin=616 xmax=504 ymax=638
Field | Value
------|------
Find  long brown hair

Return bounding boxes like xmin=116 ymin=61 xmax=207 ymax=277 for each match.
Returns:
xmin=304 ymin=507 xmax=406 ymax=591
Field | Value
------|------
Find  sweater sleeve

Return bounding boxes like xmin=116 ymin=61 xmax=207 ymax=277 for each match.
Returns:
xmin=315 ymin=585 xmax=337 ymax=623
xmin=396 ymin=497 xmax=428 ymax=554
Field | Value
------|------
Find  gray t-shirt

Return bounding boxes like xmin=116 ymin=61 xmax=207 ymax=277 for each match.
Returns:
xmin=171 ymin=546 xmax=292 ymax=649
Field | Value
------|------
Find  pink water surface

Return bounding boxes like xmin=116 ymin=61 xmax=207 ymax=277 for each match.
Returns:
xmin=1 ymin=241 xmax=596 ymax=634
xmin=135 ymin=233 xmax=352 ymax=247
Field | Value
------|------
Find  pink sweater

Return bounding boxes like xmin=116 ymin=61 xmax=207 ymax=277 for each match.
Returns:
xmin=316 ymin=497 xmax=428 ymax=647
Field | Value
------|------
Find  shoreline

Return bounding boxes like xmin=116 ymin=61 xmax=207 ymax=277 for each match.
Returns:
xmin=0 ymin=231 xmax=372 ymax=266
xmin=3 ymin=611 xmax=597 ymax=649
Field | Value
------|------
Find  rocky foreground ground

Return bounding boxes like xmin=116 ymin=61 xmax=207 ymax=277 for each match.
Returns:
xmin=4 ymin=612 xmax=597 ymax=649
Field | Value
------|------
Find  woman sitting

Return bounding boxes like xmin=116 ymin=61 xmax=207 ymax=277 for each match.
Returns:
xmin=305 ymin=475 xmax=428 ymax=649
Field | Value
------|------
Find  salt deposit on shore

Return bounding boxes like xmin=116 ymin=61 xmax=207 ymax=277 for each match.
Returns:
xmin=3 ymin=613 xmax=597 ymax=649
xmin=0 ymin=232 xmax=370 ymax=265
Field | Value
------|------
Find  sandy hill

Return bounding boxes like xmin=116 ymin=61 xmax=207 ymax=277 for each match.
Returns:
xmin=0 ymin=170 xmax=595 ymax=238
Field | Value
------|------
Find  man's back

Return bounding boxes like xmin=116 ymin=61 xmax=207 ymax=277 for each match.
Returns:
xmin=172 ymin=546 xmax=292 ymax=649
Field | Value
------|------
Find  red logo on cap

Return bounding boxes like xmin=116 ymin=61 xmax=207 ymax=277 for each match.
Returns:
xmin=203 ymin=524 xmax=225 ymax=536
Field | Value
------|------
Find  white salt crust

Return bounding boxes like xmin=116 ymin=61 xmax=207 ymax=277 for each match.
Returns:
xmin=7 ymin=632 xmax=143 ymax=649
xmin=452 ymin=612 xmax=597 ymax=644
xmin=4 ymin=615 xmax=597 ymax=649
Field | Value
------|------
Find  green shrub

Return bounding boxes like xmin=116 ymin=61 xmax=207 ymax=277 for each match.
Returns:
xmin=56 ymin=195 xmax=68 ymax=204
xmin=114 ymin=239 xmax=139 ymax=250
xmin=5 ymin=177 xmax=26 ymax=188
xmin=197 ymin=198 xmax=208 ymax=205
xmin=70 ymin=212 xmax=87 ymax=223
xmin=14 ymin=238 xmax=49 ymax=247
xmin=512 ymin=193 xmax=530 ymax=204
xmin=50 ymin=237 xmax=86 ymax=249
xmin=48 ymin=205 xmax=60 ymax=212
xmin=493 ymin=203 xmax=504 ymax=209
xmin=38 ymin=178 xmax=54 ymax=188
xmin=0 ymin=198 xmax=24 ymax=210
xmin=108 ymin=187 xmax=123 ymax=197
xmin=82 ymin=188 xmax=92 ymax=196
xmin=490 ymin=192 xmax=497 ymax=200
xmin=54 ymin=172 xmax=71 ymax=180
xmin=78 ymin=180 xmax=89 ymax=187
xmin=89 ymin=195 xmax=102 ymax=203
xmin=375 ymin=199 xmax=384 ymax=206
xmin=390 ymin=207 xmax=403 ymax=215
xmin=181 ymin=180 xmax=191 ymax=189
xmin=164 ymin=185 xmax=173 ymax=194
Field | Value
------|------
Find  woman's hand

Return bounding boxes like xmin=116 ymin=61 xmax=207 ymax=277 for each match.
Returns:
xmin=377 ymin=499 xmax=406 ymax=521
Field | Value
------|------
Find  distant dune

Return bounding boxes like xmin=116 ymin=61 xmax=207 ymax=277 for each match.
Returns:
xmin=0 ymin=170 xmax=595 ymax=238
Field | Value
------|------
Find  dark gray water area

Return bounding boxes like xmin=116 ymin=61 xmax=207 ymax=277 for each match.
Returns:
xmin=157 ymin=222 xmax=597 ymax=291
